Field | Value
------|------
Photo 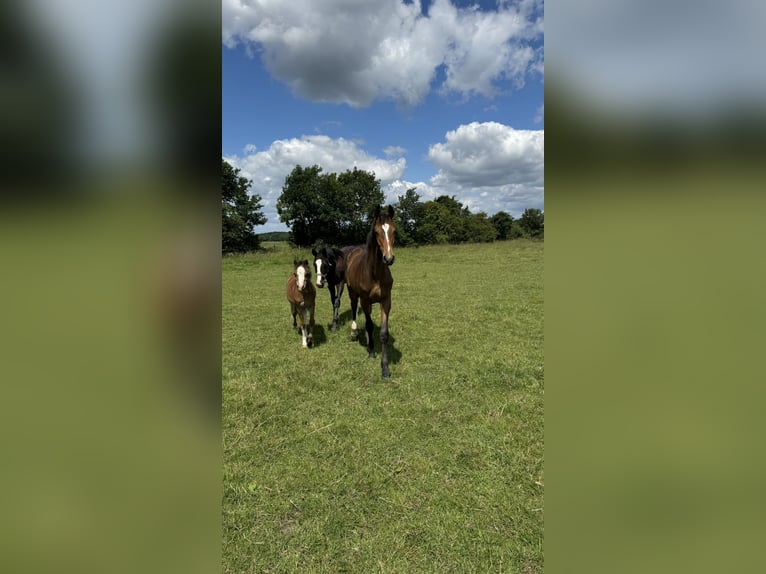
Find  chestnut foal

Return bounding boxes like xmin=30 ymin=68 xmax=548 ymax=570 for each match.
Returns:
xmin=286 ymin=259 xmax=316 ymax=348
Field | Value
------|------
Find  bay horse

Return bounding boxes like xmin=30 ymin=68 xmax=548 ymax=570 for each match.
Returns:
xmin=286 ymin=259 xmax=316 ymax=348
xmin=343 ymin=205 xmax=396 ymax=378
xmin=311 ymin=246 xmax=346 ymax=332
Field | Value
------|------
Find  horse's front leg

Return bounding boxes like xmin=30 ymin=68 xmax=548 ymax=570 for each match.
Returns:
xmin=306 ymin=304 xmax=315 ymax=348
xmin=298 ymin=305 xmax=308 ymax=348
xmin=290 ymin=302 xmax=297 ymax=328
xmin=380 ymin=297 xmax=391 ymax=378
xmin=328 ymin=282 xmax=338 ymax=331
xmin=362 ymin=299 xmax=375 ymax=359
xmin=332 ymin=279 xmax=345 ymax=332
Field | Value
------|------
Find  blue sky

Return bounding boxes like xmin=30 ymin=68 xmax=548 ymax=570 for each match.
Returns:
xmin=222 ymin=0 xmax=544 ymax=232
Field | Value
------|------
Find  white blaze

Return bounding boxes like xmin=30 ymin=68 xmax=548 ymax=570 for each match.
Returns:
xmin=315 ymin=259 xmax=324 ymax=285
xmin=381 ymin=223 xmax=391 ymax=254
xmin=296 ymin=265 xmax=306 ymax=289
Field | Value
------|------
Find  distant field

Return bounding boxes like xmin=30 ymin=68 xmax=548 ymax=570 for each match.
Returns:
xmin=223 ymin=240 xmax=544 ymax=573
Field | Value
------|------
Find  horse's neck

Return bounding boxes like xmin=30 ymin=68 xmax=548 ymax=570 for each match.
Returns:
xmin=365 ymin=243 xmax=384 ymax=278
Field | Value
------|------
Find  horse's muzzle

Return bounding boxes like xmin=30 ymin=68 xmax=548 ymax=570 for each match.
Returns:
xmin=383 ymin=255 xmax=395 ymax=266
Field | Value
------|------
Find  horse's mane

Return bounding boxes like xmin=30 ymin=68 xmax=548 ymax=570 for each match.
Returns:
xmin=366 ymin=225 xmax=377 ymax=251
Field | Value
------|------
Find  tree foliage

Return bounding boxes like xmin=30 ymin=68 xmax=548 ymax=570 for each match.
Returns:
xmin=519 ymin=208 xmax=544 ymax=238
xmin=276 ymin=164 xmax=543 ymax=247
xmin=413 ymin=201 xmax=451 ymax=245
xmin=277 ymin=165 xmax=384 ymax=247
xmin=490 ymin=211 xmax=514 ymax=240
xmin=222 ymin=159 xmax=266 ymax=253
xmin=465 ymin=212 xmax=498 ymax=243
xmin=393 ymin=187 xmax=421 ymax=246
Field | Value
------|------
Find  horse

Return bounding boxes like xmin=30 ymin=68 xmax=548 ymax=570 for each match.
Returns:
xmin=343 ymin=205 xmax=396 ymax=378
xmin=311 ymin=246 xmax=347 ymax=332
xmin=286 ymin=259 xmax=316 ymax=348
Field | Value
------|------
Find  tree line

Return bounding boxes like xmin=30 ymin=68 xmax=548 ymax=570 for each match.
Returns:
xmin=221 ymin=159 xmax=543 ymax=253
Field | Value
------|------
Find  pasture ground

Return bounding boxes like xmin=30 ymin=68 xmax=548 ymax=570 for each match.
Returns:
xmin=223 ymin=240 xmax=544 ymax=573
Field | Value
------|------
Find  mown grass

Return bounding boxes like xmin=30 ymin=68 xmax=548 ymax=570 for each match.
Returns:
xmin=223 ymin=240 xmax=544 ymax=573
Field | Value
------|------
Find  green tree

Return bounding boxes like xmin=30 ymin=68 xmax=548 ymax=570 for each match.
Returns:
xmin=412 ymin=201 xmax=451 ymax=245
xmin=336 ymin=168 xmax=385 ymax=245
xmin=433 ymin=195 xmax=468 ymax=243
xmin=490 ymin=211 xmax=515 ymax=240
xmin=519 ymin=208 xmax=544 ymax=238
xmin=276 ymin=165 xmax=384 ymax=247
xmin=393 ymin=187 xmax=421 ymax=246
xmin=222 ymin=159 xmax=266 ymax=253
xmin=508 ymin=221 xmax=526 ymax=239
xmin=465 ymin=212 xmax=497 ymax=243
xmin=276 ymin=165 xmax=324 ymax=247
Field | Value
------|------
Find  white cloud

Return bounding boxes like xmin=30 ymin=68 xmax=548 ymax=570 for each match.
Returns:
xmin=225 ymin=135 xmax=406 ymax=232
xmin=382 ymin=179 xmax=438 ymax=206
xmin=427 ymin=121 xmax=543 ymax=216
xmin=227 ymin=124 xmax=543 ymax=232
xmin=384 ymin=145 xmax=407 ymax=157
xmin=222 ymin=0 xmax=543 ymax=107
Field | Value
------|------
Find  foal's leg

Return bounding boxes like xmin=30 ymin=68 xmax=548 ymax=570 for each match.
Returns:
xmin=297 ymin=305 xmax=308 ymax=347
xmin=306 ymin=304 xmax=315 ymax=348
xmin=290 ymin=301 xmax=297 ymax=328
xmin=348 ymin=289 xmax=359 ymax=340
xmin=380 ymin=296 xmax=391 ymax=378
xmin=362 ymin=299 xmax=375 ymax=359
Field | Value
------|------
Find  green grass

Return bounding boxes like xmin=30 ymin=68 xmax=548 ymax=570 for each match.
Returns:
xmin=223 ymin=240 xmax=544 ymax=573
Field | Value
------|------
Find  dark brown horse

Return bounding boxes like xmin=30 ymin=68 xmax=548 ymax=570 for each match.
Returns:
xmin=286 ymin=259 xmax=316 ymax=348
xmin=343 ymin=205 xmax=396 ymax=378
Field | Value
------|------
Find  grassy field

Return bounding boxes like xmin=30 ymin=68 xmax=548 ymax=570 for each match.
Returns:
xmin=223 ymin=240 xmax=544 ymax=573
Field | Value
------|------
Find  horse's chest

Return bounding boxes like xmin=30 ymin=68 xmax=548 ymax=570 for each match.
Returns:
xmin=368 ymin=284 xmax=382 ymax=301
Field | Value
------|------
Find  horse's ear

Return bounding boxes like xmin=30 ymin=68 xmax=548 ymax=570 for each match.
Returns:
xmin=311 ymin=248 xmax=318 ymax=257
xmin=373 ymin=205 xmax=381 ymax=219
xmin=293 ymin=259 xmax=299 ymax=267
xmin=387 ymin=205 xmax=395 ymax=218
xmin=302 ymin=259 xmax=309 ymax=266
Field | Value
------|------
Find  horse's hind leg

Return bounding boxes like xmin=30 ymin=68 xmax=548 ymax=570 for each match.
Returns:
xmin=348 ymin=289 xmax=359 ymax=340
xmin=332 ymin=280 xmax=345 ymax=332
xmin=290 ymin=301 xmax=297 ymax=328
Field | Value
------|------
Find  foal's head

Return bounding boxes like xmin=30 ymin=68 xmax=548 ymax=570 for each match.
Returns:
xmin=311 ymin=247 xmax=342 ymax=288
xmin=292 ymin=259 xmax=311 ymax=291
xmin=372 ymin=205 xmax=396 ymax=266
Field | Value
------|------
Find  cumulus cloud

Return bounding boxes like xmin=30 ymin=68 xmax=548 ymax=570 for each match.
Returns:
xmin=224 ymin=124 xmax=543 ymax=232
xmin=222 ymin=0 xmax=543 ymax=107
xmin=427 ymin=121 xmax=544 ymax=216
xmin=224 ymin=135 xmax=406 ymax=232
xmin=382 ymin=179 xmax=438 ymax=206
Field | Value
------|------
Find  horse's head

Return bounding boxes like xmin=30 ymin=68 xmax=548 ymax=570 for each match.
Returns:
xmin=373 ymin=205 xmax=396 ymax=266
xmin=293 ymin=259 xmax=311 ymax=291
xmin=311 ymin=247 xmax=342 ymax=288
